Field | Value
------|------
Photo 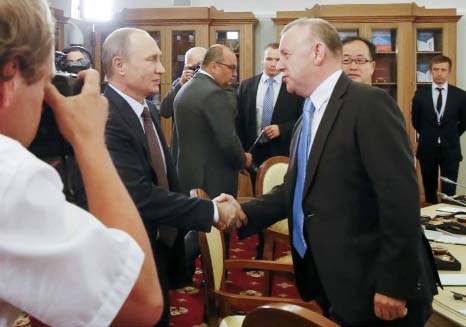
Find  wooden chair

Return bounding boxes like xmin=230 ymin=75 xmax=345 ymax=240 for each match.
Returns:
xmin=191 ymin=189 xmax=322 ymax=327
xmin=220 ymin=303 xmax=339 ymax=327
xmin=237 ymin=169 xmax=254 ymax=198
xmin=242 ymin=303 xmax=340 ymax=327
xmin=255 ymin=156 xmax=290 ymax=261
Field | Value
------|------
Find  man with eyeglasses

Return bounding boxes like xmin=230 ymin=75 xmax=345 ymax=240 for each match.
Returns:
xmin=341 ymin=36 xmax=376 ymax=85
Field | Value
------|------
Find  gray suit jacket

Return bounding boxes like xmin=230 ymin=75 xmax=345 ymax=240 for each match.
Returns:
xmin=174 ymin=73 xmax=245 ymax=197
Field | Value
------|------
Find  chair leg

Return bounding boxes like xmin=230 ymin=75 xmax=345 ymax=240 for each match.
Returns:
xmin=263 ymin=235 xmax=274 ymax=261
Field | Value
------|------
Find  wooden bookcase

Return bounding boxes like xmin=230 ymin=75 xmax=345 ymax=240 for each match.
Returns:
xmin=272 ymin=3 xmax=461 ymax=201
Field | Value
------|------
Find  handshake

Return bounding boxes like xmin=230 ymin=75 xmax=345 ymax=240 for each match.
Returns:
xmin=213 ymin=193 xmax=248 ymax=231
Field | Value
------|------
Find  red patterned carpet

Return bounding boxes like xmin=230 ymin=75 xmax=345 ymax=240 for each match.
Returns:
xmin=20 ymin=232 xmax=298 ymax=327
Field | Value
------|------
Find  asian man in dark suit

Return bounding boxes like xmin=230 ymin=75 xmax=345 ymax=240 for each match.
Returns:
xmin=221 ymin=18 xmax=439 ymax=326
xmin=101 ymin=28 xmax=246 ymax=327
xmin=412 ymin=55 xmax=466 ymax=204
xmin=237 ymin=43 xmax=304 ymax=168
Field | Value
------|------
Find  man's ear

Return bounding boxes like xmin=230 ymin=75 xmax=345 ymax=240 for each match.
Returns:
xmin=112 ymin=56 xmax=126 ymax=76
xmin=0 ymin=60 xmax=19 ymax=109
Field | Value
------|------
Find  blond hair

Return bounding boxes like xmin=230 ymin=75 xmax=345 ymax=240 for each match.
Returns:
xmin=0 ymin=0 xmax=54 ymax=84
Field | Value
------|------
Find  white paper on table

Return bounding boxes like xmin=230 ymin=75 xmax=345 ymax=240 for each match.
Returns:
xmin=436 ymin=207 xmax=466 ymax=214
xmin=424 ymin=229 xmax=466 ymax=245
xmin=439 ymin=274 xmax=466 ymax=286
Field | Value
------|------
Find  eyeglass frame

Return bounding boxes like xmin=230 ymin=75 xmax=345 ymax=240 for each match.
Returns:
xmin=341 ymin=57 xmax=373 ymax=65
xmin=214 ymin=61 xmax=237 ymax=71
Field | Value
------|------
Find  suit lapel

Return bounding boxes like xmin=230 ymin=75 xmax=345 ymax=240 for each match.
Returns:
xmin=250 ymin=74 xmax=262 ymax=127
xmin=104 ymin=85 xmax=153 ymax=167
xmin=302 ymin=74 xmax=350 ymax=197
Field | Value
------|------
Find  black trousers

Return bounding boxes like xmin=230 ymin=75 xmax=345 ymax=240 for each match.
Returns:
xmin=419 ymin=145 xmax=459 ymax=204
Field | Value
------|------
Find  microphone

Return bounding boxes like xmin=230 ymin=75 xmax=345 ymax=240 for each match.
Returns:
xmin=440 ymin=176 xmax=466 ymax=189
xmin=438 ymin=192 xmax=466 ymax=207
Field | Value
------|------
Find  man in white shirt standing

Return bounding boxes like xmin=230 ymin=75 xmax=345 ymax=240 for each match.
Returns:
xmin=237 ymin=43 xmax=304 ymax=169
xmin=0 ymin=0 xmax=163 ymax=326
xmin=412 ymin=55 xmax=466 ymax=204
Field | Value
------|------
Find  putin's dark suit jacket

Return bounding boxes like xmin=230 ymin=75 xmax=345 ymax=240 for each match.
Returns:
xmin=412 ymin=84 xmax=466 ymax=162
xmin=239 ymin=74 xmax=438 ymax=324
xmin=104 ymin=85 xmax=214 ymax=299
xmin=174 ymin=73 xmax=245 ymax=198
xmin=237 ymin=73 xmax=304 ymax=157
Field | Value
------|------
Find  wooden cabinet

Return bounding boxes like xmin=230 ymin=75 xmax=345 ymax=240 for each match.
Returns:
xmin=273 ymin=3 xmax=461 ymax=201
xmin=93 ymin=7 xmax=256 ymax=143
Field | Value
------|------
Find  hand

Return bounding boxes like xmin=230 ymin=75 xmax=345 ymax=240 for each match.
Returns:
xmin=213 ymin=193 xmax=248 ymax=230
xmin=244 ymin=152 xmax=253 ymax=168
xmin=373 ymin=293 xmax=407 ymax=321
xmin=263 ymin=125 xmax=280 ymax=139
xmin=180 ymin=64 xmax=195 ymax=85
xmin=44 ymin=69 xmax=108 ymax=150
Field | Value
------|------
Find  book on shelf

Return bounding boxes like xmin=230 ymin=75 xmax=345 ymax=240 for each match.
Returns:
xmin=416 ymin=62 xmax=432 ymax=82
xmin=372 ymin=30 xmax=392 ymax=52
xmin=417 ymin=31 xmax=435 ymax=52
xmin=373 ymin=57 xmax=392 ymax=83
xmin=338 ymin=30 xmax=358 ymax=40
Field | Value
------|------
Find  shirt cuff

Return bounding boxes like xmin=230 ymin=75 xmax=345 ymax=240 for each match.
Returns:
xmin=212 ymin=200 xmax=219 ymax=224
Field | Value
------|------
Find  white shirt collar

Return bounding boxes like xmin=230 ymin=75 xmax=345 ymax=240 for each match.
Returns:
xmin=198 ymin=68 xmax=215 ymax=81
xmin=309 ymin=70 xmax=343 ymax=111
xmin=432 ymin=82 xmax=448 ymax=91
xmin=261 ymin=72 xmax=283 ymax=84
xmin=108 ymin=83 xmax=149 ymax=118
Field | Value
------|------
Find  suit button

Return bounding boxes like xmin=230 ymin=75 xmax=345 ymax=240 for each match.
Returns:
xmin=306 ymin=213 xmax=315 ymax=219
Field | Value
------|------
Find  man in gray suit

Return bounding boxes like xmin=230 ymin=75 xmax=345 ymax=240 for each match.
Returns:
xmin=174 ymin=45 xmax=251 ymax=276
xmin=174 ymin=44 xmax=251 ymax=198
xmin=160 ymin=47 xmax=207 ymax=164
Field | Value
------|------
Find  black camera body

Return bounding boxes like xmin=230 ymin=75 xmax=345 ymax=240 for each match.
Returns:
xmin=28 ymin=69 xmax=83 ymax=159
xmin=190 ymin=63 xmax=201 ymax=73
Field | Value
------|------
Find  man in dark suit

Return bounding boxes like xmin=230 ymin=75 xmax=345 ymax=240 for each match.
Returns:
xmin=228 ymin=18 xmax=439 ymax=326
xmin=159 ymin=47 xmax=207 ymax=164
xmin=101 ymin=28 xmax=245 ymax=327
xmin=237 ymin=43 xmax=303 ymax=168
xmin=412 ymin=55 xmax=466 ymax=204
xmin=174 ymin=44 xmax=251 ymax=198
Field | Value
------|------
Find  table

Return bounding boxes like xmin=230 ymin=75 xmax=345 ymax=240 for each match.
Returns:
xmin=423 ymin=204 xmax=466 ymax=327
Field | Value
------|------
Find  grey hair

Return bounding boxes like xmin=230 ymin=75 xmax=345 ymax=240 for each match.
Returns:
xmin=282 ymin=18 xmax=342 ymax=59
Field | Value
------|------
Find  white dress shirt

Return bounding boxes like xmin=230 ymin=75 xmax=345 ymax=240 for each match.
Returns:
xmin=308 ymin=70 xmax=343 ymax=153
xmin=256 ymin=72 xmax=283 ymax=136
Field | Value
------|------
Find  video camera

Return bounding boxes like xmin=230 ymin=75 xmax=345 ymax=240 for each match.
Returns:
xmin=28 ymin=46 xmax=93 ymax=159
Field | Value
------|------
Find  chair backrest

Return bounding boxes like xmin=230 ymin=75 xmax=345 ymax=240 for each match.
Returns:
xmin=237 ymin=169 xmax=254 ymax=197
xmin=190 ymin=189 xmax=225 ymax=292
xmin=255 ymin=156 xmax=289 ymax=196
xmin=242 ymin=303 xmax=340 ymax=327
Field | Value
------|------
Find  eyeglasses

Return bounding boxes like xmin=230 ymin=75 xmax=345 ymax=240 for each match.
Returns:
xmin=215 ymin=61 xmax=237 ymax=71
xmin=341 ymin=57 xmax=372 ymax=65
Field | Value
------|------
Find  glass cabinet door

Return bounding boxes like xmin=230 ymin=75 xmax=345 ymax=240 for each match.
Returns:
xmin=415 ymin=28 xmax=443 ymax=86
xmin=213 ymin=30 xmax=240 ymax=82
xmin=370 ymin=28 xmax=398 ymax=100
xmin=171 ymin=30 xmax=196 ymax=84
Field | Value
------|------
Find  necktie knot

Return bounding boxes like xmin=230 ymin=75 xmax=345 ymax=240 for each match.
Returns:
xmin=303 ymin=99 xmax=316 ymax=114
xmin=267 ymin=77 xmax=275 ymax=85
xmin=436 ymin=87 xmax=443 ymax=93
xmin=141 ymin=106 xmax=151 ymax=122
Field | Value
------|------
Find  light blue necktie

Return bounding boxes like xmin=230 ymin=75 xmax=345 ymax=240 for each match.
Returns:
xmin=292 ymin=99 xmax=315 ymax=258
xmin=260 ymin=77 xmax=275 ymax=141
